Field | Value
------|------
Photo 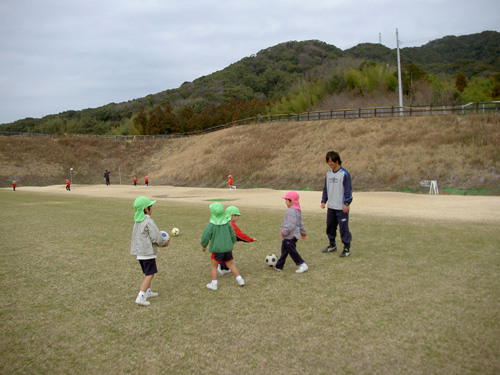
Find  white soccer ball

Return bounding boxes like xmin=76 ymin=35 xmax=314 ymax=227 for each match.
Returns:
xmin=171 ymin=227 xmax=180 ymax=236
xmin=265 ymin=253 xmax=278 ymax=267
xmin=160 ymin=230 xmax=170 ymax=241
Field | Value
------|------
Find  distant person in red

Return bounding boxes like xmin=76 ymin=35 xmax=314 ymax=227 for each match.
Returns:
xmin=66 ymin=179 xmax=71 ymax=191
xmin=144 ymin=176 xmax=149 ymax=186
xmin=133 ymin=176 xmax=137 ymax=186
xmin=12 ymin=180 xmax=16 ymax=191
xmin=228 ymin=174 xmax=233 ymax=190
xmin=218 ymin=206 xmax=257 ymax=275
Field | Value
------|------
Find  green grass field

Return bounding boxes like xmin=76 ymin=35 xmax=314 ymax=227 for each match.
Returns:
xmin=1 ymin=190 xmax=499 ymax=374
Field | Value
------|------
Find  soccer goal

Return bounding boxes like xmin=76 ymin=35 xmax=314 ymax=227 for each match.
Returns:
xmin=420 ymin=180 xmax=439 ymax=194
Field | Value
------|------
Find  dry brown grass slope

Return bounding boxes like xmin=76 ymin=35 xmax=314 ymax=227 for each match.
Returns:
xmin=1 ymin=114 xmax=499 ymax=192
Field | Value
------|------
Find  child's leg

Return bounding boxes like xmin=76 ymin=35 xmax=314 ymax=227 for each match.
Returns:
xmin=140 ymin=274 xmax=154 ymax=292
xmin=225 ymin=259 xmax=244 ymax=286
xmin=210 ymin=259 xmax=219 ymax=280
xmin=224 ymin=259 xmax=240 ymax=277
xmin=288 ymin=239 xmax=305 ymax=266
xmin=275 ymin=239 xmax=290 ymax=270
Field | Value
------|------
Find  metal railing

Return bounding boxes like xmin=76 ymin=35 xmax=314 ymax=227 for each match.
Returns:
xmin=1 ymin=101 xmax=498 ymax=140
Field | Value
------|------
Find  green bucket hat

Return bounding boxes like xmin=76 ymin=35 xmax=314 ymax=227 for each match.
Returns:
xmin=209 ymin=202 xmax=228 ymax=225
xmin=225 ymin=205 xmax=241 ymax=218
xmin=134 ymin=196 xmax=156 ymax=222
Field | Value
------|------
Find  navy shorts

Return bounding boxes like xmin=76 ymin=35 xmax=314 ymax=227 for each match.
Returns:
xmin=138 ymin=258 xmax=158 ymax=276
xmin=211 ymin=251 xmax=233 ymax=263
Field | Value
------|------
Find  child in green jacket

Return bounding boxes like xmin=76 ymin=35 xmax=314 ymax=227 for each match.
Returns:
xmin=201 ymin=202 xmax=245 ymax=290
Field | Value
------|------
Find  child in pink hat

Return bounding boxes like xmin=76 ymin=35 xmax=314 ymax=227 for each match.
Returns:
xmin=275 ymin=191 xmax=308 ymax=273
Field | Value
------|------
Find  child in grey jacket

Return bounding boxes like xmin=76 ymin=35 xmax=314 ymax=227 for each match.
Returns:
xmin=130 ymin=196 xmax=168 ymax=306
xmin=275 ymin=191 xmax=308 ymax=273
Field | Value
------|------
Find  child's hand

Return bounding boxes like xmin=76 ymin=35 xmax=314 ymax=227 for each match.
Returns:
xmin=162 ymin=239 xmax=169 ymax=247
xmin=301 ymin=234 xmax=307 ymax=240
xmin=202 ymin=247 xmax=206 ymax=252
xmin=280 ymin=232 xmax=284 ymax=238
xmin=253 ymin=238 xmax=257 ymax=242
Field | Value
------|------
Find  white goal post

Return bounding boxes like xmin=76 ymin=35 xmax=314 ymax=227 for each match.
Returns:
xmin=420 ymin=180 xmax=439 ymax=194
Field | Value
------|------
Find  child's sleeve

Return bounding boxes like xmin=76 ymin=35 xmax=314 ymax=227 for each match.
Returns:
xmin=299 ymin=218 xmax=306 ymax=236
xmin=149 ymin=219 xmax=167 ymax=247
xmin=228 ymin=223 xmax=237 ymax=244
xmin=231 ymin=222 xmax=254 ymax=242
xmin=200 ymin=224 xmax=212 ymax=247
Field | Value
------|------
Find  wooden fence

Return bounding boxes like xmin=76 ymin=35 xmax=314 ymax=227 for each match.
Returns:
xmin=1 ymin=101 xmax=499 ymax=141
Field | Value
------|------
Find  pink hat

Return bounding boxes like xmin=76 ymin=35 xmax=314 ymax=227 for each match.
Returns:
xmin=228 ymin=174 xmax=232 ymax=177
xmin=281 ymin=191 xmax=300 ymax=210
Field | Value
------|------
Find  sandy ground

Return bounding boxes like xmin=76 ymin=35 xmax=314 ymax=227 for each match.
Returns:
xmin=9 ymin=184 xmax=500 ymax=222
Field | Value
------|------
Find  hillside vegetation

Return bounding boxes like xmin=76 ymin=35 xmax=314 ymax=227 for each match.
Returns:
xmin=2 ymin=32 xmax=499 ymax=137
xmin=2 ymin=114 xmax=499 ymax=194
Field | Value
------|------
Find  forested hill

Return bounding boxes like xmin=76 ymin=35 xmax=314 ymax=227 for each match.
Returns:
xmin=2 ymin=31 xmax=499 ymax=135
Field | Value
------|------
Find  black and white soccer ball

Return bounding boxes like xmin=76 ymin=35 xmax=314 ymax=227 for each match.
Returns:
xmin=265 ymin=253 xmax=277 ymax=267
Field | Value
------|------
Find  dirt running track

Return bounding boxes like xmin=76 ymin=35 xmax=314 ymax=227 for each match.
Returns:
xmin=9 ymin=184 xmax=500 ymax=222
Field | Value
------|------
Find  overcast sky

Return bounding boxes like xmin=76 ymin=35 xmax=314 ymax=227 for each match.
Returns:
xmin=1 ymin=0 xmax=499 ymax=124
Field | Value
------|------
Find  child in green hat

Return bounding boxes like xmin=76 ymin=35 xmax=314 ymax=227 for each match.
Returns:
xmin=217 ymin=205 xmax=257 ymax=276
xmin=201 ymin=202 xmax=245 ymax=290
xmin=130 ymin=196 xmax=169 ymax=306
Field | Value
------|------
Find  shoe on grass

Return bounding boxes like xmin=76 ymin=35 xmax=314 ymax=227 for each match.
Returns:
xmin=237 ymin=278 xmax=245 ymax=286
xmin=296 ymin=263 xmax=309 ymax=273
xmin=135 ymin=296 xmax=150 ymax=306
xmin=339 ymin=249 xmax=350 ymax=257
xmin=145 ymin=289 xmax=158 ymax=299
xmin=322 ymin=245 xmax=337 ymax=253
xmin=206 ymin=283 xmax=218 ymax=291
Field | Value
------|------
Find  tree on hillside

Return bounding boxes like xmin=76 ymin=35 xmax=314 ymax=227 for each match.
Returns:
xmin=163 ymin=105 xmax=181 ymax=134
xmin=491 ymin=73 xmax=500 ymax=99
xmin=177 ymin=105 xmax=194 ymax=133
xmin=455 ymin=72 xmax=468 ymax=92
xmin=147 ymin=106 xmax=167 ymax=135
xmin=133 ymin=107 xmax=148 ymax=135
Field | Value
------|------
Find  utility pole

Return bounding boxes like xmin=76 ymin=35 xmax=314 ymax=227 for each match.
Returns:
xmin=396 ymin=28 xmax=403 ymax=114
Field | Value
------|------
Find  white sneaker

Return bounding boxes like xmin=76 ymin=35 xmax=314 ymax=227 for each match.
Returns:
xmin=217 ymin=264 xmax=224 ymax=276
xmin=222 ymin=269 xmax=232 ymax=275
xmin=296 ymin=263 xmax=309 ymax=273
xmin=145 ymin=289 xmax=158 ymax=299
xmin=237 ymin=278 xmax=245 ymax=286
xmin=206 ymin=283 xmax=218 ymax=291
xmin=135 ymin=296 xmax=150 ymax=306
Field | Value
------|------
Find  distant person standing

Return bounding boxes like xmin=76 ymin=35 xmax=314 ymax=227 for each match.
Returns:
xmin=228 ymin=174 xmax=233 ymax=190
xmin=133 ymin=176 xmax=137 ymax=186
xmin=66 ymin=179 xmax=71 ymax=191
xmin=104 ymin=170 xmax=111 ymax=186
xmin=144 ymin=176 xmax=149 ymax=186
xmin=320 ymin=151 xmax=353 ymax=257
xmin=12 ymin=180 xmax=16 ymax=191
